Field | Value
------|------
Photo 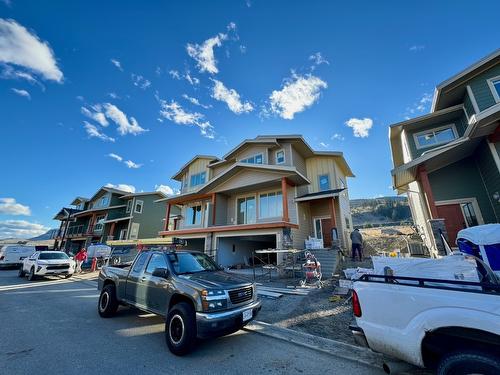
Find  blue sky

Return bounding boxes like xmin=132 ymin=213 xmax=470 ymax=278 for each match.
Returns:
xmin=1 ymin=0 xmax=499 ymax=237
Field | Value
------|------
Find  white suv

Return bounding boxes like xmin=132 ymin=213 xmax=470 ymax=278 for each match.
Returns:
xmin=19 ymin=251 xmax=75 ymax=281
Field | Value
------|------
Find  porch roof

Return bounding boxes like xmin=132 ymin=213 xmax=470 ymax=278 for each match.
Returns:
xmin=102 ymin=216 xmax=132 ymax=224
xmin=294 ymin=188 xmax=345 ymax=202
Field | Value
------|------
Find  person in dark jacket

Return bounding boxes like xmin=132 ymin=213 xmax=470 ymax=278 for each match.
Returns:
xmin=350 ymin=229 xmax=363 ymax=261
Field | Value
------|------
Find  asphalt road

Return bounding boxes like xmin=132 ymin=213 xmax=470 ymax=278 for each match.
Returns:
xmin=0 ymin=270 xmax=384 ymax=374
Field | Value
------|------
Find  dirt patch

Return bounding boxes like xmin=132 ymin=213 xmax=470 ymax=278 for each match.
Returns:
xmin=257 ymin=280 xmax=356 ymax=345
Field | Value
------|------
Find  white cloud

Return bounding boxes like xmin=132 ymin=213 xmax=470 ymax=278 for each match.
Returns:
xmin=81 ymin=105 xmax=109 ymax=127
xmin=319 ymin=142 xmax=329 ymax=148
xmin=110 ymin=58 xmax=123 ymax=71
xmin=104 ymin=183 xmax=136 ymax=193
xmin=0 ymin=220 xmax=48 ymax=239
xmin=182 ymin=94 xmax=211 ymax=109
xmin=169 ymin=70 xmax=181 ymax=80
xmin=405 ymin=92 xmax=433 ymax=116
xmin=11 ymin=88 xmax=30 ymax=99
xmin=131 ymin=73 xmax=151 ymax=89
xmin=345 ymin=118 xmax=373 ymax=138
xmin=107 ymin=92 xmax=119 ymax=99
xmin=184 ymin=72 xmax=200 ymax=85
xmin=409 ymin=45 xmax=425 ymax=52
xmin=108 ymin=153 xmax=123 ymax=162
xmin=102 ymin=103 xmax=148 ymax=136
xmin=269 ymin=74 xmax=327 ymax=120
xmin=0 ymin=198 xmax=31 ymax=215
xmin=83 ymin=121 xmax=115 ymax=142
xmin=186 ymin=32 xmax=227 ymax=74
xmin=331 ymin=133 xmax=345 ymax=141
xmin=1 ymin=65 xmax=39 ymax=85
xmin=211 ymin=79 xmax=253 ymax=114
xmin=155 ymin=184 xmax=180 ymax=196
xmin=0 ymin=19 xmax=63 ymax=82
xmin=158 ymin=98 xmax=215 ymax=139
xmin=309 ymin=52 xmax=329 ymax=68
xmin=124 ymin=160 xmax=142 ymax=169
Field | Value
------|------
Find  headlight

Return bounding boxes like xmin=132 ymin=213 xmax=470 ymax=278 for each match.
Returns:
xmin=201 ymin=289 xmax=227 ymax=311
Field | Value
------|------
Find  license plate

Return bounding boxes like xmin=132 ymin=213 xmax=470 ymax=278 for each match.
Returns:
xmin=242 ymin=309 xmax=252 ymax=322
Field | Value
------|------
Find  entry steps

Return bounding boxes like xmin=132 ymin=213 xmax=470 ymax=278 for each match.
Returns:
xmin=307 ymin=248 xmax=338 ymax=278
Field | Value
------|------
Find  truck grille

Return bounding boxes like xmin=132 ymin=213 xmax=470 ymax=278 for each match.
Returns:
xmin=228 ymin=286 xmax=253 ymax=305
xmin=46 ymin=264 xmax=70 ymax=270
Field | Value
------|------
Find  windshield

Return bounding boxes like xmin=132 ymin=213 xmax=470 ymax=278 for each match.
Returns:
xmin=39 ymin=252 xmax=69 ymax=260
xmin=168 ymin=252 xmax=220 ymax=274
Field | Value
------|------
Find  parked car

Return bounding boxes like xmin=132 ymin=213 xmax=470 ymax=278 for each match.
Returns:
xmin=350 ymin=255 xmax=500 ymax=375
xmin=98 ymin=248 xmax=262 ymax=355
xmin=0 ymin=245 xmax=39 ymax=268
xmin=19 ymin=251 xmax=75 ymax=280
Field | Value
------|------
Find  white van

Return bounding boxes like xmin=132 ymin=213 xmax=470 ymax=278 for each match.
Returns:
xmin=0 ymin=245 xmax=38 ymax=268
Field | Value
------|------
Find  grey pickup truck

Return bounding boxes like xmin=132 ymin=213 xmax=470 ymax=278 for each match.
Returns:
xmin=97 ymin=248 xmax=261 ymax=355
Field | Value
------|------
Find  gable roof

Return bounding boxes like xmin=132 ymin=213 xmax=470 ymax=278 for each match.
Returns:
xmin=119 ymin=191 xmax=166 ymax=199
xmin=88 ymin=186 xmax=133 ymax=202
xmin=172 ymin=155 xmax=219 ymax=181
xmin=70 ymin=197 xmax=89 ymax=206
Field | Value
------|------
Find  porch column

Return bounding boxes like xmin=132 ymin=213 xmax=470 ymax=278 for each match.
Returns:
xmin=88 ymin=214 xmax=96 ymax=234
xmin=417 ymin=165 xmax=438 ymax=219
xmin=329 ymin=198 xmax=336 ymax=226
xmin=281 ymin=177 xmax=289 ymax=222
xmin=109 ymin=221 xmax=116 ymax=240
xmin=164 ymin=203 xmax=171 ymax=231
xmin=211 ymin=193 xmax=216 ymax=226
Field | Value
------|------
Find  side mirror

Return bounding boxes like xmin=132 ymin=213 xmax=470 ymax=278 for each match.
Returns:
xmin=152 ymin=267 xmax=169 ymax=279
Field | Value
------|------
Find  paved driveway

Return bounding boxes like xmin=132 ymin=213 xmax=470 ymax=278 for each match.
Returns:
xmin=0 ymin=270 xmax=384 ymax=374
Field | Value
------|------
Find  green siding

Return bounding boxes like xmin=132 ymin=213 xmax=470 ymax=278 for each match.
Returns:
xmin=428 ymin=156 xmax=496 ymax=223
xmin=407 ymin=112 xmax=468 ymax=159
xmin=468 ymin=64 xmax=500 ymax=112
xmin=463 ymin=91 xmax=475 ymax=116
xmin=132 ymin=195 xmax=166 ymax=238
xmin=476 ymin=140 xmax=500 ymax=221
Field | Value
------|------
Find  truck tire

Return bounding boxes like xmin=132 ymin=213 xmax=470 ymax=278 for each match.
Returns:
xmin=98 ymin=284 xmax=119 ymax=318
xmin=165 ymin=302 xmax=197 ymax=356
xmin=27 ymin=267 xmax=36 ymax=281
xmin=437 ymin=351 xmax=500 ymax=375
xmin=18 ymin=267 xmax=25 ymax=277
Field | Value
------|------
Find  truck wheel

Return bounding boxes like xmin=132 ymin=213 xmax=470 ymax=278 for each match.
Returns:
xmin=65 ymin=274 xmax=73 ymax=279
xmin=437 ymin=351 xmax=500 ymax=375
xmin=98 ymin=285 xmax=119 ymax=318
xmin=165 ymin=302 xmax=196 ymax=356
xmin=18 ymin=267 xmax=26 ymax=277
xmin=27 ymin=267 xmax=36 ymax=281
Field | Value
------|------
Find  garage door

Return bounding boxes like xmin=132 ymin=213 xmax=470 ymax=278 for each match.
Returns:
xmin=217 ymin=234 xmax=276 ymax=268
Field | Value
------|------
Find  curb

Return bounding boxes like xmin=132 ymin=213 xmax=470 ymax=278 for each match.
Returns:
xmin=243 ymin=320 xmax=383 ymax=368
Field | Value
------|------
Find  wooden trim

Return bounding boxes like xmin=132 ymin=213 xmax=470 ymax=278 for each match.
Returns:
xmin=211 ymin=193 xmax=216 ymax=226
xmin=164 ymin=204 xmax=171 ymax=231
xmin=167 ymin=193 xmax=213 ymax=205
xmin=281 ymin=177 xmax=289 ymax=222
xmin=159 ymin=221 xmax=298 ymax=236
xmin=109 ymin=222 xmax=116 ymax=238
xmin=417 ymin=165 xmax=438 ymax=219
xmin=329 ymin=198 xmax=336 ymax=226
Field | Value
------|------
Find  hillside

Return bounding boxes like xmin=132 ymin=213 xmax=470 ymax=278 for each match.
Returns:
xmin=350 ymin=196 xmax=412 ymax=227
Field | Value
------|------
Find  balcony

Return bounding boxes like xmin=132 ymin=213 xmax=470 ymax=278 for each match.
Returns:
xmin=66 ymin=225 xmax=86 ymax=238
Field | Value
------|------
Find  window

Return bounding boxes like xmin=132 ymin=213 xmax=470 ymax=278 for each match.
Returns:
xmin=276 ymin=150 xmax=285 ymax=164
xmin=259 ymin=191 xmax=283 ymax=218
xmin=126 ymin=200 xmax=132 ymax=213
xmin=190 ymin=171 xmax=206 ymax=187
xmin=314 ymin=218 xmax=323 ymax=239
xmin=414 ymin=125 xmax=457 ymax=149
xmin=93 ymin=215 xmax=106 ymax=232
xmin=146 ymin=253 xmax=168 ymax=274
xmin=187 ymin=205 xmax=202 ymax=225
xmin=318 ymin=174 xmax=330 ymax=191
xmin=461 ymin=202 xmax=479 ymax=227
xmin=134 ymin=200 xmax=143 ymax=213
xmin=100 ymin=196 xmax=109 ymax=207
xmin=240 ymin=154 xmax=263 ymax=164
xmin=487 ymin=76 xmax=500 ymax=103
xmin=132 ymin=252 xmax=149 ymax=273
xmin=237 ymin=196 xmax=256 ymax=224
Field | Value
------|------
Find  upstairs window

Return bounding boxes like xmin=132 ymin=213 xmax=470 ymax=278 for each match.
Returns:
xmin=237 ymin=196 xmax=256 ymax=224
xmin=259 ymin=191 xmax=283 ymax=218
xmin=488 ymin=76 xmax=500 ymax=103
xmin=318 ymin=174 xmax=330 ymax=191
xmin=126 ymin=200 xmax=132 ymax=213
xmin=134 ymin=200 xmax=143 ymax=214
xmin=187 ymin=205 xmax=202 ymax=225
xmin=414 ymin=125 xmax=457 ymax=149
xmin=240 ymin=154 xmax=263 ymax=164
xmin=190 ymin=171 xmax=206 ymax=187
xmin=276 ymin=150 xmax=285 ymax=164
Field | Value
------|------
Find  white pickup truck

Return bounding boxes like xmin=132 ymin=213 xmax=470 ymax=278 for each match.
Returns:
xmin=350 ymin=257 xmax=500 ymax=375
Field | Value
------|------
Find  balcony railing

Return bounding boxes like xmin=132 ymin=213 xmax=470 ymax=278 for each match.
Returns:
xmin=66 ymin=225 xmax=86 ymax=237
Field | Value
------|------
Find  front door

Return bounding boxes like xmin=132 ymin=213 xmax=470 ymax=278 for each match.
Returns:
xmin=314 ymin=218 xmax=332 ymax=248
xmin=436 ymin=201 xmax=482 ymax=246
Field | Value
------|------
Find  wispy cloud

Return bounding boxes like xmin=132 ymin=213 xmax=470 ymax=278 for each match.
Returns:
xmin=319 ymin=142 xmax=329 ymax=148
xmin=1 ymin=65 xmax=40 ymax=87
xmin=155 ymin=184 xmax=180 ymax=196
xmin=309 ymin=52 xmax=329 ymax=69
xmin=81 ymin=105 xmax=109 ymax=127
xmin=331 ymin=133 xmax=345 ymax=141
xmin=211 ymin=79 xmax=253 ymax=114
xmin=102 ymin=103 xmax=148 ymax=136
xmin=131 ymin=73 xmax=151 ymax=89
xmin=158 ymin=97 xmax=215 ymax=139
xmin=169 ymin=69 xmax=200 ymax=85
xmin=11 ymin=88 xmax=30 ymax=99
xmin=409 ymin=45 xmax=425 ymax=52
xmin=186 ymin=29 xmax=229 ymax=74
xmin=0 ymin=18 xmax=63 ymax=82
xmin=0 ymin=198 xmax=31 ymax=215
xmin=124 ymin=160 xmax=142 ymax=169
xmin=169 ymin=70 xmax=181 ymax=80
xmin=104 ymin=183 xmax=135 ymax=193
xmin=404 ymin=92 xmax=432 ymax=117
xmin=107 ymin=92 xmax=119 ymax=99
xmin=0 ymin=220 xmax=49 ymax=239
xmin=345 ymin=118 xmax=373 ymax=138
xmin=83 ymin=121 xmax=115 ymax=142
xmin=182 ymin=94 xmax=211 ymax=109
xmin=110 ymin=58 xmax=123 ymax=71
xmin=108 ymin=153 xmax=123 ymax=162
xmin=268 ymin=73 xmax=327 ymax=120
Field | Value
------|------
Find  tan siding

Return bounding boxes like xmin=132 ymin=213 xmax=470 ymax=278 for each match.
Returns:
xmin=210 ymin=169 xmax=286 ymax=193
xmin=211 ymin=163 xmax=232 ymax=179
xmin=305 ymin=157 xmax=339 ymax=193
xmin=287 ymin=184 xmax=297 ymax=224
xmin=235 ymin=145 xmax=269 ymax=163
xmin=291 ymin=146 xmax=307 ymax=175
xmin=292 ymin=201 xmax=312 ymax=248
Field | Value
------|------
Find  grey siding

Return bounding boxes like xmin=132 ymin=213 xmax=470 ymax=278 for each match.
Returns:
xmin=469 ymin=64 xmax=500 ymax=112
xmin=475 ymin=140 xmax=500 ymax=221
xmin=428 ymin=156 xmax=496 ymax=223
xmin=292 ymin=201 xmax=312 ymax=249
xmin=463 ymin=91 xmax=475 ymax=116
xmin=291 ymin=145 xmax=307 ymax=175
xmin=214 ymin=194 xmax=228 ymax=226
xmin=133 ymin=195 xmax=167 ymax=238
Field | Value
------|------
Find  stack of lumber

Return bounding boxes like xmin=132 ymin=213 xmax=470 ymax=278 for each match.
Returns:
xmin=256 ymin=285 xmax=312 ymax=299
